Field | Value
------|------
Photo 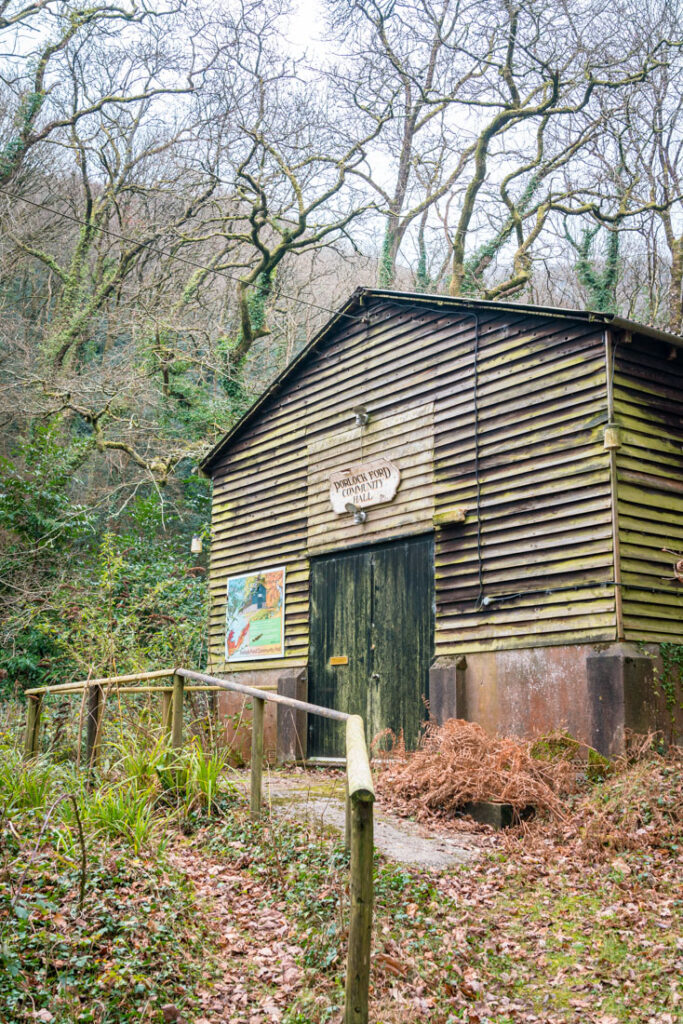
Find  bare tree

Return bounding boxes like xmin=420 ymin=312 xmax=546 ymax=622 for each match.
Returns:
xmin=331 ymin=0 xmax=678 ymax=303
xmin=329 ymin=0 xmax=487 ymax=288
xmin=173 ymin=0 xmax=389 ymax=386
xmin=0 ymin=0 xmax=194 ymax=187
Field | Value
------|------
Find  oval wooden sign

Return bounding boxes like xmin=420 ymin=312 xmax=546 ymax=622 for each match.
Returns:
xmin=329 ymin=458 xmax=401 ymax=514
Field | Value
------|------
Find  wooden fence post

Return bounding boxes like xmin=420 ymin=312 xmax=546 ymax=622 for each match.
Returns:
xmin=23 ymin=695 xmax=43 ymax=760
xmin=345 ymin=780 xmax=351 ymax=854
xmin=171 ymin=673 xmax=184 ymax=750
xmin=85 ymin=684 xmax=103 ymax=770
xmin=344 ymin=716 xmax=375 ymax=1024
xmin=161 ymin=690 xmax=173 ymax=738
xmin=250 ymin=696 xmax=265 ymax=820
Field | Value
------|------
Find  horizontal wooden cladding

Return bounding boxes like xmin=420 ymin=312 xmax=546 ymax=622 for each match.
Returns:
xmin=434 ymin=393 xmax=607 ymax=467
xmin=617 ymin=616 xmax=682 ymax=641
xmin=618 ymin=427 xmax=683 ymax=461
xmin=212 ymin=506 xmax=307 ymax=547
xmin=438 ymin=472 xmax=609 ymax=518
xmin=437 ymin=521 xmax=612 ymax=568
xmin=614 ymin=343 xmax=683 ymax=644
xmin=213 ymin=458 xmax=305 ymax=505
xmin=307 ymin=404 xmax=429 ymax=455
xmin=208 ymin=310 xmax=472 ymax=471
xmin=436 ymin=551 xmax=612 ymax=599
xmin=208 ymin=297 xmax=616 ymax=656
xmin=437 ymin=451 xmax=611 ymax=508
xmin=435 ymin=557 xmax=614 ymax=606
xmin=434 ymin=353 xmax=605 ymax=429
xmin=613 ymin=402 xmax=683 ymax=442
xmin=438 ymin=493 xmax=611 ymax=538
xmin=618 ymin=467 xmax=683 ymax=496
xmin=222 ymin=309 xmax=589 ymax=442
xmin=614 ymin=376 xmax=683 ymax=414
xmin=437 ymin=426 xmax=606 ymax=489
xmin=437 ymin=582 xmax=614 ymax=611
xmin=211 ymin=312 xmax=603 ymax=474
xmin=619 ymin=593 xmax=683 ymax=632
xmin=210 ymin=538 xmax=307 ymax=577
xmin=433 ymin=312 xmax=612 ymax=648
xmin=438 ymin=596 xmax=616 ymax=633
xmin=617 ymin=484 xmax=683 ymax=518
xmin=613 ymin=371 xmax=683 ymax=416
xmin=212 ymin=489 xmax=302 ymax=532
xmin=436 ymin=626 xmax=616 ymax=655
xmin=307 ymin=405 xmax=434 ymax=555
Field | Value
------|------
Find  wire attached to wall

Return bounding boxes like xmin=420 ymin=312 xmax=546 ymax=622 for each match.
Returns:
xmin=481 ymin=580 xmax=682 ymax=607
xmin=367 ymin=300 xmax=486 ymax=606
xmin=465 ymin=312 xmax=485 ymax=609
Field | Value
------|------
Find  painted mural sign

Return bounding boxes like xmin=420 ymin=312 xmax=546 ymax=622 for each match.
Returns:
xmin=329 ymin=458 xmax=401 ymax=513
xmin=225 ymin=566 xmax=285 ymax=661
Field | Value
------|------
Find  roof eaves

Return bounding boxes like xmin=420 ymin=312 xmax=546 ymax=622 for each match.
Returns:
xmin=368 ymin=289 xmax=683 ymax=345
xmin=199 ymin=288 xmax=683 ymax=476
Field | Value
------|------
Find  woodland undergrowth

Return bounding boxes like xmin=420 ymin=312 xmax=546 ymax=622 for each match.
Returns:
xmin=0 ymin=701 xmax=235 ymax=1024
xmin=375 ymin=720 xmax=683 ymax=854
xmin=1 ymin=708 xmax=682 ymax=1024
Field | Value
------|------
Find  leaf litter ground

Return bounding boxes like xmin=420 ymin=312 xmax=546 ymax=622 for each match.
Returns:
xmin=3 ymin=722 xmax=681 ymax=1023
xmin=167 ymin=727 xmax=682 ymax=1024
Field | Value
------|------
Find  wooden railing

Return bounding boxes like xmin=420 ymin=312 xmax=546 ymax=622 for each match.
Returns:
xmin=23 ymin=667 xmax=375 ymax=1024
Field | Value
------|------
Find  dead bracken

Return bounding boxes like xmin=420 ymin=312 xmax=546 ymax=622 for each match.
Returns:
xmin=375 ymin=719 xmax=683 ymax=854
xmin=374 ymin=719 xmax=587 ymax=821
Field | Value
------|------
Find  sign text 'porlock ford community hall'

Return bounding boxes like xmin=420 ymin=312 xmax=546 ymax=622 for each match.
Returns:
xmin=328 ymin=458 xmax=400 ymax=513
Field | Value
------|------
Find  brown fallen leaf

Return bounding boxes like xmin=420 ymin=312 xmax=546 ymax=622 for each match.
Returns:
xmin=376 ymin=952 xmax=409 ymax=978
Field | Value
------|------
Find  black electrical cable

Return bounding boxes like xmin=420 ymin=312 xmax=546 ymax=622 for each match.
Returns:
xmin=0 ymin=186 xmax=371 ymax=327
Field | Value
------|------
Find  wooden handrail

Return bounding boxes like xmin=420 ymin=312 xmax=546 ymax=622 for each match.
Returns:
xmin=344 ymin=715 xmax=374 ymax=1024
xmin=176 ymin=667 xmax=350 ymax=722
xmin=25 ymin=668 xmax=174 ymax=696
xmin=175 ymin=669 xmax=374 ymax=1024
xmin=21 ymin=663 xmax=374 ymax=1024
xmin=346 ymin=716 xmax=375 ymax=802
xmin=26 ymin=684 xmax=224 ymax=695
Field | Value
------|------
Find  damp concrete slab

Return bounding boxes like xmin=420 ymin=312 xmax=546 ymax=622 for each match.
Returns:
xmin=255 ymin=772 xmax=480 ymax=871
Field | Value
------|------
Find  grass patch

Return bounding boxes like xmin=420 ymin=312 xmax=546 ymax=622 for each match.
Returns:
xmin=0 ymin=719 xmax=236 ymax=1023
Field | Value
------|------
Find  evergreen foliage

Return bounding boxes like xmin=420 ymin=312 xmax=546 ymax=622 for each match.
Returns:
xmin=565 ymin=224 xmax=621 ymax=314
xmin=0 ymin=427 xmax=211 ymax=697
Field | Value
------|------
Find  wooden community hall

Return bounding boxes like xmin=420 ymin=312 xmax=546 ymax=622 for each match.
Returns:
xmin=200 ymin=288 xmax=683 ymax=760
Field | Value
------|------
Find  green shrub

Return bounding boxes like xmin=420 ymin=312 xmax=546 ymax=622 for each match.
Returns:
xmin=84 ymin=783 xmax=161 ymax=855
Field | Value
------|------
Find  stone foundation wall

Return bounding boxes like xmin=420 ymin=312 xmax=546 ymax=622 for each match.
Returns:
xmin=430 ymin=643 xmax=683 ymax=755
xmin=211 ymin=646 xmax=682 ymax=762
xmin=214 ymin=667 xmax=308 ymax=764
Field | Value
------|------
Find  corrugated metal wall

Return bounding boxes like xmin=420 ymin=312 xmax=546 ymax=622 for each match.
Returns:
xmin=208 ymin=298 xmax=618 ymax=670
xmin=615 ymin=334 xmax=683 ymax=641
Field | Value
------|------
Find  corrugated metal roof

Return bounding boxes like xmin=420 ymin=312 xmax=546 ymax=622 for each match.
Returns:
xmin=200 ymin=287 xmax=683 ymax=474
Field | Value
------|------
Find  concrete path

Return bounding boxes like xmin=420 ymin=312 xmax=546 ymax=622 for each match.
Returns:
xmin=257 ymin=770 xmax=480 ymax=870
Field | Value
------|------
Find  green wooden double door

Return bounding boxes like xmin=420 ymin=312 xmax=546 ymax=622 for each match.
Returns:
xmin=308 ymin=535 xmax=434 ymax=757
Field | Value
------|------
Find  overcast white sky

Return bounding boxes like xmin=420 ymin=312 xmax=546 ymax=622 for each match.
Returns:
xmin=284 ymin=0 xmax=330 ymax=57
